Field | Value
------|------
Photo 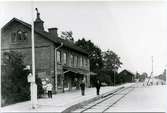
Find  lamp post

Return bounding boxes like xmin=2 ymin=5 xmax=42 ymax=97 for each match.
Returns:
xmin=31 ymin=21 xmax=38 ymax=109
xmin=24 ymin=65 xmax=37 ymax=109
xmin=28 ymin=8 xmax=38 ymax=109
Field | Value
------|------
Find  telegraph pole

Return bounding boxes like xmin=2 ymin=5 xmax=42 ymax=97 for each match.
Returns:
xmin=151 ymin=56 xmax=154 ymax=84
xmin=152 ymin=56 xmax=153 ymax=76
xmin=147 ymin=56 xmax=153 ymax=86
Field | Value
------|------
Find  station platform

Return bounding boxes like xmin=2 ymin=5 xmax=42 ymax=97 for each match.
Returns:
xmin=1 ymin=83 xmax=134 ymax=112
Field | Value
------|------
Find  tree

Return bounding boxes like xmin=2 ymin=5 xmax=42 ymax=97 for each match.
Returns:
xmin=60 ymin=31 xmax=74 ymax=41
xmin=1 ymin=51 xmax=30 ymax=106
xmin=97 ymin=69 xmax=116 ymax=86
xmin=139 ymin=72 xmax=148 ymax=82
xmin=1 ymin=51 xmax=44 ymax=106
xmin=102 ymin=50 xmax=122 ymax=71
xmin=99 ymin=50 xmax=122 ymax=85
xmin=75 ymin=38 xmax=123 ymax=86
xmin=75 ymin=38 xmax=103 ymax=73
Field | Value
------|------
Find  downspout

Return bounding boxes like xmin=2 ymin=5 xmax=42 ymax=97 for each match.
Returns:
xmin=55 ymin=42 xmax=63 ymax=93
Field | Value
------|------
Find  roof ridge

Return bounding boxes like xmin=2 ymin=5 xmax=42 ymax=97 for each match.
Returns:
xmin=2 ymin=17 xmax=88 ymax=55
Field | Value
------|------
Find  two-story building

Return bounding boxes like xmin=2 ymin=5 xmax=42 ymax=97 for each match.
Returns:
xmin=1 ymin=9 xmax=90 ymax=93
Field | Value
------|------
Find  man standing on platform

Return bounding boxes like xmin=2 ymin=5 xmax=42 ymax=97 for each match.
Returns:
xmin=47 ymin=82 xmax=53 ymax=98
xmin=80 ymin=79 xmax=85 ymax=96
xmin=95 ymin=80 xmax=101 ymax=95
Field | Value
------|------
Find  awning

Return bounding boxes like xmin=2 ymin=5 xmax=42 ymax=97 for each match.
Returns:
xmin=90 ymin=72 xmax=97 ymax=76
xmin=63 ymin=66 xmax=89 ymax=75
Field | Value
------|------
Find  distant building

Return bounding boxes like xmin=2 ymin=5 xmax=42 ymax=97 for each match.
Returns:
xmin=163 ymin=69 xmax=166 ymax=81
xmin=119 ymin=70 xmax=135 ymax=83
xmin=155 ymin=69 xmax=166 ymax=82
xmin=1 ymin=9 xmax=90 ymax=93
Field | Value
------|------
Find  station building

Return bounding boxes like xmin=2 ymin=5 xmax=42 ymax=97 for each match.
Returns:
xmin=1 ymin=10 xmax=90 ymax=93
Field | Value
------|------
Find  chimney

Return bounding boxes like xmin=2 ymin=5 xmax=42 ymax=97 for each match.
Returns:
xmin=34 ymin=8 xmax=44 ymax=31
xmin=48 ymin=28 xmax=58 ymax=37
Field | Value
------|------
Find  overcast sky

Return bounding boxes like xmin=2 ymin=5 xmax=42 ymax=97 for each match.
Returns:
xmin=1 ymin=1 xmax=167 ymax=76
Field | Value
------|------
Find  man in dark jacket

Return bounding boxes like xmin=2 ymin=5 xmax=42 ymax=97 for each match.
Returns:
xmin=95 ymin=80 xmax=101 ymax=95
xmin=80 ymin=80 xmax=85 ymax=96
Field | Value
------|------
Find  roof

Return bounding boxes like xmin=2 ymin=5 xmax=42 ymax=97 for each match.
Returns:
xmin=90 ymin=72 xmax=97 ymax=76
xmin=119 ymin=69 xmax=135 ymax=76
xmin=1 ymin=18 xmax=88 ymax=55
xmin=63 ymin=66 xmax=89 ymax=75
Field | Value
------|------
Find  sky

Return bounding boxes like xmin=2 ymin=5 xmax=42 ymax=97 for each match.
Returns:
xmin=0 ymin=1 xmax=167 ymax=76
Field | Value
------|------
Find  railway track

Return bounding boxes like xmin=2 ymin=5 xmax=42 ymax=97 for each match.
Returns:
xmin=72 ymin=84 xmax=136 ymax=113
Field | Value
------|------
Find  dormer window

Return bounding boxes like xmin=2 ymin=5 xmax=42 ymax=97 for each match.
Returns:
xmin=11 ymin=30 xmax=28 ymax=43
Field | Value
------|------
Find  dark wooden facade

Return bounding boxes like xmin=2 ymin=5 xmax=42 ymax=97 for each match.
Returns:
xmin=1 ymin=13 xmax=90 ymax=93
xmin=119 ymin=70 xmax=135 ymax=83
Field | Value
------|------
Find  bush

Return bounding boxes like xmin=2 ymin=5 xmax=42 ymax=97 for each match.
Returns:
xmin=1 ymin=51 xmax=44 ymax=106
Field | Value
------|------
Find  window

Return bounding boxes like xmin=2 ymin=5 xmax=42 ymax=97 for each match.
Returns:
xmin=63 ymin=52 xmax=67 ymax=64
xmin=84 ymin=58 xmax=86 ymax=68
xmin=77 ymin=56 xmax=80 ymax=67
xmin=57 ymin=51 xmax=61 ymax=63
xmin=22 ymin=32 xmax=28 ymax=40
xmin=11 ymin=30 xmax=28 ymax=43
xmin=74 ymin=56 xmax=77 ymax=67
xmin=85 ymin=58 xmax=88 ymax=67
xmin=70 ymin=54 xmax=73 ymax=67
xmin=17 ymin=30 xmax=22 ymax=40
xmin=83 ymin=57 xmax=85 ymax=68
xmin=80 ymin=56 xmax=83 ymax=67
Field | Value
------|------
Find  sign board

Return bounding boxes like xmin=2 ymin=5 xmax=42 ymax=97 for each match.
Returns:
xmin=27 ymin=73 xmax=35 ymax=82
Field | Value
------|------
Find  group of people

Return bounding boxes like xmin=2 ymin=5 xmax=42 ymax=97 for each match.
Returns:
xmin=46 ymin=79 xmax=101 ymax=98
xmin=80 ymin=79 xmax=101 ymax=96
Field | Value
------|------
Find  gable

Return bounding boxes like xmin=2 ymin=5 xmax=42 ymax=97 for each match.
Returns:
xmin=1 ymin=20 xmax=54 ymax=50
xmin=1 ymin=18 xmax=88 ymax=55
xmin=1 ymin=18 xmax=31 ymax=32
xmin=1 ymin=20 xmax=31 ymax=49
xmin=119 ymin=70 xmax=135 ymax=76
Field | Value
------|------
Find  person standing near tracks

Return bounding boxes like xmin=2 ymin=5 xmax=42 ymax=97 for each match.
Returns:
xmin=80 ymin=79 xmax=85 ymax=96
xmin=95 ymin=80 xmax=101 ymax=95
